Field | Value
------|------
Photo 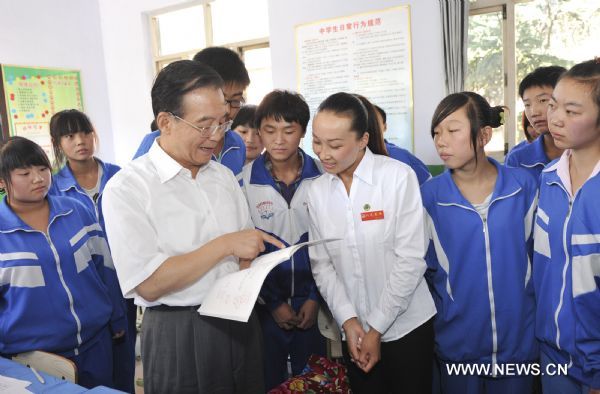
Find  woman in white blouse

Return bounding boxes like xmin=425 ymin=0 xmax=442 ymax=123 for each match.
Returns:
xmin=308 ymin=92 xmax=436 ymax=393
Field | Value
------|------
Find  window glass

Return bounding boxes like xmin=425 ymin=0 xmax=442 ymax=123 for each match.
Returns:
xmin=156 ymin=5 xmax=205 ymax=56
xmin=466 ymin=10 xmax=505 ymax=153
xmin=243 ymin=47 xmax=273 ymax=105
xmin=211 ymin=0 xmax=269 ymax=45
xmin=514 ymin=0 xmax=600 ymax=142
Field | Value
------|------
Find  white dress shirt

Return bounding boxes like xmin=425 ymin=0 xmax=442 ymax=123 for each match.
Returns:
xmin=308 ymin=148 xmax=436 ymax=342
xmin=102 ymin=140 xmax=252 ymax=307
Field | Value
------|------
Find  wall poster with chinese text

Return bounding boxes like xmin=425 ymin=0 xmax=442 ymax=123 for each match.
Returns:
xmin=296 ymin=6 xmax=414 ymax=154
xmin=0 ymin=64 xmax=84 ymax=160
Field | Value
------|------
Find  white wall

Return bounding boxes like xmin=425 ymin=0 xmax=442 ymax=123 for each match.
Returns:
xmin=0 ymin=0 xmax=116 ymax=162
xmin=97 ymin=0 xmax=188 ymax=165
xmin=98 ymin=0 xmax=447 ymax=165
xmin=1 ymin=0 xmax=446 ymax=165
xmin=268 ymin=0 xmax=445 ymax=165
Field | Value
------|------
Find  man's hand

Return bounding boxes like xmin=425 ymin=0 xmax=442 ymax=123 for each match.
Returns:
xmin=272 ymin=303 xmax=300 ymax=330
xmin=239 ymin=258 xmax=252 ymax=270
xmin=223 ymin=229 xmax=284 ymax=260
xmin=296 ymin=299 xmax=319 ymax=330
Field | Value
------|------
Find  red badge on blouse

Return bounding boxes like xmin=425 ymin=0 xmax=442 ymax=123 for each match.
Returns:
xmin=361 ymin=210 xmax=384 ymax=221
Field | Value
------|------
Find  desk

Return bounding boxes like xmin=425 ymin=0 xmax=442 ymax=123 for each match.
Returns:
xmin=0 ymin=357 xmax=123 ymax=393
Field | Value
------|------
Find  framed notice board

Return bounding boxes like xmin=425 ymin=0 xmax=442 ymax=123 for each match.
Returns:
xmin=296 ymin=6 xmax=414 ymax=154
xmin=0 ymin=64 xmax=84 ymax=158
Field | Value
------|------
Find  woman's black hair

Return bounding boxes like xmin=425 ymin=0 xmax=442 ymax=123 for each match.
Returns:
xmin=0 ymin=136 xmax=51 ymax=197
xmin=231 ymin=105 xmax=257 ymax=130
xmin=317 ymin=92 xmax=388 ymax=156
xmin=431 ymin=91 xmax=505 ymax=162
xmin=49 ymin=109 xmax=96 ymax=169
xmin=353 ymin=94 xmax=388 ymax=156
xmin=559 ymin=59 xmax=600 ymax=126
xmin=373 ymin=104 xmax=386 ymax=124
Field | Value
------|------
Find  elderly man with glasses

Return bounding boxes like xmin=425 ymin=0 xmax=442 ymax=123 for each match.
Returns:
xmin=133 ymin=47 xmax=250 ymax=178
xmin=103 ymin=60 xmax=283 ymax=394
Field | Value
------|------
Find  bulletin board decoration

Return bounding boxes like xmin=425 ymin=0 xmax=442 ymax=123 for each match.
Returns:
xmin=0 ymin=64 xmax=84 ymax=159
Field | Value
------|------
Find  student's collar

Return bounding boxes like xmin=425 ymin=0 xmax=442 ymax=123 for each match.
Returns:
xmin=437 ymin=157 xmax=519 ymax=207
xmin=149 ymin=138 xmax=190 ymax=183
xmin=264 ymin=150 xmax=303 ymax=183
xmin=223 ymin=130 xmax=240 ymax=150
xmin=593 ymin=158 xmax=600 ymax=178
xmin=518 ymin=134 xmax=548 ymax=165
xmin=535 ymin=133 xmax=551 ymax=161
xmin=298 ymin=148 xmax=322 ymax=179
xmin=545 ymin=149 xmax=600 ymax=196
xmin=249 ymin=154 xmax=273 ymax=186
xmin=250 ymin=148 xmax=321 ymax=186
xmin=0 ymin=196 xmax=72 ymax=233
xmin=548 ymin=150 xmax=572 ymax=195
xmin=54 ymin=163 xmax=80 ymax=192
xmin=54 ymin=158 xmax=105 ymax=192
xmin=214 ymin=130 xmax=241 ymax=160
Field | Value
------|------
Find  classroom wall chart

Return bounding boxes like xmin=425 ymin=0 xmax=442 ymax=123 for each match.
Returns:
xmin=0 ymin=64 xmax=84 ymax=159
xmin=296 ymin=6 xmax=414 ymax=153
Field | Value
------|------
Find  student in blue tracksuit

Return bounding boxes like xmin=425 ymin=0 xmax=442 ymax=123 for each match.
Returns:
xmin=373 ymin=104 xmax=432 ymax=185
xmin=533 ymin=59 xmax=600 ymax=394
xmin=505 ymin=66 xmax=566 ymax=179
xmin=48 ymin=110 xmax=120 ymax=232
xmin=232 ymin=105 xmax=264 ymax=165
xmin=422 ymin=92 xmax=539 ymax=394
xmin=0 ymin=136 xmax=126 ymax=389
xmin=240 ymin=90 xmax=326 ymax=390
xmin=48 ymin=109 xmax=135 ymax=393
xmin=133 ymin=47 xmax=248 ymax=177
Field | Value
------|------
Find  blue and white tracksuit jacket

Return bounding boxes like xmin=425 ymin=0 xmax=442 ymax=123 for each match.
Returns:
xmin=133 ymin=129 xmax=246 ymax=177
xmin=421 ymin=158 xmax=539 ymax=366
xmin=505 ymin=139 xmax=528 ymax=159
xmin=0 ymin=195 xmax=125 ymax=357
xmin=385 ymin=140 xmax=431 ymax=185
xmin=49 ymin=158 xmax=120 ymax=232
xmin=504 ymin=134 xmax=550 ymax=180
xmin=240 ymin=150 xmax=322 ymax=311
xmin=49 ymin=159 xmax=136 ymax=392
xmin=533 ymin=159 xmax=600 ymax=388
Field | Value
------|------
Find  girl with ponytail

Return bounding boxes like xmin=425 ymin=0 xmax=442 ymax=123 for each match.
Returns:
xmin=421 ymin=92 xmax=539 ymax=393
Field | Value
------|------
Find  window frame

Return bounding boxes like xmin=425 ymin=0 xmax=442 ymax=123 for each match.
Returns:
xmin=148 ymin=1 xmax=270 ymax=74
xmin=468 ymin=0 xmax=532 ymax=159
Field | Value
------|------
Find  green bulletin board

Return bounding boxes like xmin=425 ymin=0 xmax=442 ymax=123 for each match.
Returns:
xmin=0 ymin=64 xmax=84 ymax=159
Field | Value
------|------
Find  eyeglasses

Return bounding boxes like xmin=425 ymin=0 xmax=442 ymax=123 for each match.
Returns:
xmin=225 ymin=98 xmax=245 ymax=109
xmin=170 ymin=113 xmax=233 ymax=137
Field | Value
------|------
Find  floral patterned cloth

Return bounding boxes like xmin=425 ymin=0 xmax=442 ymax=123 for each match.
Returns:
xmin=268 ymin=355 xmax=351 ymax=393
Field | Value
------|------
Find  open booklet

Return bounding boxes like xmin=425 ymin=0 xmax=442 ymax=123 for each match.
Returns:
xmin=198 ymin=238 xmax=340 ymax=322
xmin=0 ymin=375 xmax=31 ymax=393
